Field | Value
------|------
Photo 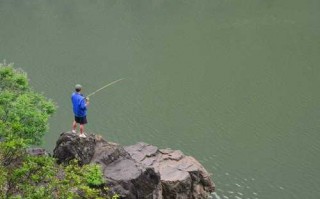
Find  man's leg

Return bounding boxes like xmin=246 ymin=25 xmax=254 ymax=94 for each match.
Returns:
xmin=80 ymin=124 xmax=84 ymax=134
xmin=79 ymin=116 xmax=87 ymax=137
xmin=72 ymin=120 xmax=77 ymax=133
xmin=79 ymin=124 xmax=86 ymax=137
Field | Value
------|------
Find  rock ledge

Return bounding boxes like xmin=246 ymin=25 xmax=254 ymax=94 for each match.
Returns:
xmin=53 ymin=132 xmax=215 ymax=199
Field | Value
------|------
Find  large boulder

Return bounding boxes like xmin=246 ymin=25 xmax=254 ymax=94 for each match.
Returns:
xmin=53 ymin=132 xmax=214 ymax=199
xmin=53 ymin=132 xmax=96 ymax=165
xmin=124 ymin=143 xmax=215 ymax=199
xmin=53 ymin=132 xmax=160 ymax=198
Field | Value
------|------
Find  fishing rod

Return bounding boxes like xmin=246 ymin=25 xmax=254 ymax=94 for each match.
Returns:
xmin=86 ymin=78 xmax=125 ymax=98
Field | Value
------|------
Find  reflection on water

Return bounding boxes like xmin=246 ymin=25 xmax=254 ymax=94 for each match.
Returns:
xmin=0 ymin=0 xmax=320 ymax=198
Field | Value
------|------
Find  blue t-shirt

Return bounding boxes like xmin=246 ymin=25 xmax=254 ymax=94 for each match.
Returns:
xmin=71 ymin=92 xmax=87 ymax=117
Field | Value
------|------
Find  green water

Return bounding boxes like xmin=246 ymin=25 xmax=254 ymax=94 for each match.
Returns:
xmin=1 ymin=0 xmax=320 ymax=198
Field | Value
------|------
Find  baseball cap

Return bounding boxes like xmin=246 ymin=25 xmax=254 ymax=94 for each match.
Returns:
xmin=75 ymin=84 xmax=82 ymax=89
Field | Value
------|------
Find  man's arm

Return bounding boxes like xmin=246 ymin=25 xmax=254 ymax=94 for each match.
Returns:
xmin=80 ymin=98 xmax=88 ymax=110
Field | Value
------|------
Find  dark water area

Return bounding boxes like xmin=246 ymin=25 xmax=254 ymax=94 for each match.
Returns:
xmin=1 ymin=0 xmax=320 ymax=198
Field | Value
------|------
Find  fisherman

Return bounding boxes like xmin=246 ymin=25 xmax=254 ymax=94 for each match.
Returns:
xmin=71 ymin=84 xmax=90 ymax=137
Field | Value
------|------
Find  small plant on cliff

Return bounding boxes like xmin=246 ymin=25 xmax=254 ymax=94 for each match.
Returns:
xmin=84 ymin=163 xmax=105 ymax=187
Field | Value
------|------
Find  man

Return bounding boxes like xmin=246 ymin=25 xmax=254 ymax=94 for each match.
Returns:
xmin=71 ymin=84 xmax=90 ymax=137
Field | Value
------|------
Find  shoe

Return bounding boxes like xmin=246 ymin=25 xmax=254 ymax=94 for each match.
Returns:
xmin=72 ymin=130 xmax=76 ymax=134
xmin=79 ymin=134 xmax=86 ymax=138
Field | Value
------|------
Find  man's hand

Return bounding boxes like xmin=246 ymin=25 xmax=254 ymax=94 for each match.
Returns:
xmin=85 ymin=97 xmax=90 ymax=106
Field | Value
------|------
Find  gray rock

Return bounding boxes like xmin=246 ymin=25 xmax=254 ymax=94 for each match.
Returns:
xmin=124 ymin=142 xmax=215 ymax=199
xmin=53 ymin=132 xmax=160 ymax=198
xmin=53 ymin=132 xmax=96 ymax=165
xmin=27 ymin=148 xmax=48 ymax=156
xmin=53 ymin=132 xmax=214 ymax=199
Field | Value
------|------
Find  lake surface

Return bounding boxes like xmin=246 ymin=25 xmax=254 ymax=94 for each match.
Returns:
xmin=1 ymin=0 xmax=320 ymax=198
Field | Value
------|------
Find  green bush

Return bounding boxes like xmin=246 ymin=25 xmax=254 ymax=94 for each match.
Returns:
xmin=0 ymin=62 xmax=55 ymax=145
xmin=0 ymin=153 xmax=113 ymax=199
xmin=84 ymin=164 xmax=105 ymax=187
xmin=0 ymin=63 xmax=28 ymax=91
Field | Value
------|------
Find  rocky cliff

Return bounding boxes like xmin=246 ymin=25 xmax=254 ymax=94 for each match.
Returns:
xmin=53 ymin=132 xmax=215 ymax=199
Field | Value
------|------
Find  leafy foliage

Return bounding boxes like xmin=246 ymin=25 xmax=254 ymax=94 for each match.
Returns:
xmin=0 ymin=63 xmax=28 ymax=91
xmin=84 ymin=163 xmax=105 ymax=187
xmin=0 ymin=153 xmax=115 ymax=199
xmin=0 ymin=62 xmax=55 ymax=145
xmin=0 ymin=62 xmax=118 ymax=199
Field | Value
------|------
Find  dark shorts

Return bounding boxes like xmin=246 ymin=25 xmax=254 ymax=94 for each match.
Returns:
xmin=74 ymin=116 xmax=87 ymax=125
